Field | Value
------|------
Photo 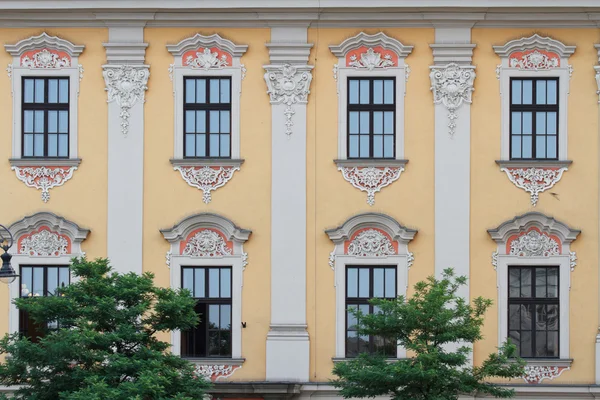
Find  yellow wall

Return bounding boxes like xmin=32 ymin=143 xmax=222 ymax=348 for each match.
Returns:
xmin=471 ymin=28 xmax=599 ymax=383
xmin=0 ymin=28 xmax=108 ymax=337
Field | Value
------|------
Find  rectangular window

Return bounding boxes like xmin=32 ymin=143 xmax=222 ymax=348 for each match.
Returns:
xmin=347 ymin=78 xmax=395 ymax=159
xmin=181 ymin=267 xmax=232 ymax=358
xmin=183 ymin=77 xmax=232 ymax=158
xmin=345 ymin=266 xmax=396 ymax=358
xmin=22 ymin=77 xmax=70 ymax=158
xmin=19 ymin=265 xmax=70 ymax=342
xmin=510 ymin=78 xmax=559 ymax=160
xmin=508 ymin=266 xmax=559 ymax=358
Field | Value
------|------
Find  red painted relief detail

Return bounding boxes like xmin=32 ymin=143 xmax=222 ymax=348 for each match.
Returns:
xmin=344 ymin=227 xmax=398 ymax=255
xmin=179 ymin=228 xmax=233 ymax=255
xmin=20 ymin=49 xmax=71 ymax=68
xmin=509 ymin=49 xmax=560 ymax=69
xmin=17 ymin=226 xmax=71 ymax=256
xmin=345 ymin=46 xmax=398 ymax=68
xmin=506 ymin=227 xmax=562 ymax=255
xmin=182 ymin=47 xmax=232 ymax=69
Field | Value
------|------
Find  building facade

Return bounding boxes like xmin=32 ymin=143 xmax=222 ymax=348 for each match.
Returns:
xmin=0 ymin=1 xmax=599 ymax=399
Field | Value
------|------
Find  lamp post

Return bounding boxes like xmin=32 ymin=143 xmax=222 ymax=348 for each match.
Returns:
xmin=0 ymin=224 xmax=18 ymax=284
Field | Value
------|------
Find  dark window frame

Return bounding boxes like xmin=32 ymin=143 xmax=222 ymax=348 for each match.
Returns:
xmin=183 ymin=76 xmax=232 ymax=159
xmin=346 ymin=77 xmax=396 ymax=159
xmin=509 ymin=77 xmax=559 ymax=161
xmin=180 ymin=266 xmax=233 ymax=358
xmin=345 ymin=265 xmax=397 ymax=358
xmin=508 ymin=266 xmax=560 ymax=359
xmin=21 ymin=76 xmax=70 ymax=159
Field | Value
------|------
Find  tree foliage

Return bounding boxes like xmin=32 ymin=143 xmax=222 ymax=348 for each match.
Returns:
xmin=0 ymin=258 xmax=210 ymax=400
xmin=332 ymin=269 xmax=525 ymax=400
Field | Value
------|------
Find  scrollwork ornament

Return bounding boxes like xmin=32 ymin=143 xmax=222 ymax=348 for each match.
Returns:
xmin=348 ymin=48 xmax=394 ymax=70
xmin=174 ymin=165 xmax=240 ymax=204
xmin=182 ymin=230 xmax=232 ymax=258
xmin=347 ymin=229 xmax=396 ymax=257
xmin=569 ymin=251 xmax=577 ymax=271
xmin=501 ymin=167 xmax=567 ymax=206
xmin=429 ymin=63 xmax=475 ymax=136
xmin=522 ymin=365 xmax=569 ymax=384
xmin=103 ymin=65 xmax=150 ymax=136
xmin=12 ymin=165 xmax=77 ymax=202
xmin=491 ymin=251 xmax=498 ymax=270
xmin=509 ymin=230 xmax=560 ymax=257
xmin=22 ymin=49 xmax=70 ymax=69
xmin=241 ymin=252 xmax=248 ymax=269
xmin=407 ymin=252 xmax=414 ymax=269
xmin=264 ymin=64 xmax=313 ymax=136
xmin=165 ymin=250 xmax=171 ymax=268
xmin=338 ymin=166 xmax=404 ymax=206
xmin=20 ymin=230 xmax=69 ymax=256
xmin=194 ymin=364 xmax=240 ymax=381
xmin=595 ymin=66 xmax=600 ymax=103
xmin=328 ymin=251 xmax=335 ymax=270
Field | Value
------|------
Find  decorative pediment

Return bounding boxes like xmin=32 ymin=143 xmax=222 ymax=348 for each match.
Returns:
xmin=167 ymin=33 xmax=248 ymax=59
xmin=8 ymin=212 xmax=90 ymax=256
xmin=330 ymin=32 xmax=413 ymax=60
xmin=326 ymin=213 xmax=416 ymax=247
xmin=493 ymin=34 xmax=575 ymax=60
xmin=5 ymin=32 xmax=85 ymax=59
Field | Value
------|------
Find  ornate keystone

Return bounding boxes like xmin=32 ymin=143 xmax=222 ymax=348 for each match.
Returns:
xmin=12 ymin=165 xmax=77 ymax=203
xmin=174 ymin=165 xmax=240 ymax=204
xmin=501 ymin=167 xmax=567 ymax=206
xmin=430 ymin=63 xmax=475 ymax=137
xmin=338 ymin=166 xmax=404 ymax=206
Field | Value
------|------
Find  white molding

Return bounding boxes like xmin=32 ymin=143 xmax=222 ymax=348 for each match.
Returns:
xmin=5 ymin=33 xmax=84 ymax=160
xmin=495 ymin=34 xmax=574 ymax=161
xmin=166 ymin=33 xmax=248 ymax=58
xmin=488 ymin=212 xmax=580 ymax=360
xmin=330 ymin=32 xmax=411 ymax=160
xmin=160 ymin=213 xmax=251 ymax=360
xmin=325 ymin=212 xmax=416 ymax=359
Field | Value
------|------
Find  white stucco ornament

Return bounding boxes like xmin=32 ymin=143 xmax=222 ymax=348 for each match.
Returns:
xmin=522 ymin=365 xmax=569 ymax=384
xmin=501 ymin=167 xmax=567 ymax=207
xmin=185 ymin=48 xmax=229 ymax=70
xmin=348 ymin=229 xmax=396 ymax=257
xmin=509 ymin=230 xmax=560 ymax=257
xmin=103 ymin=65 xmax=150 ymax=136
xmin=195 ymin=364 xmax=240 ymax=381
xmin=174 ymin=165 xmax=240 ymax=204
xmin=264 ymin=63 xmax=313 ymax=136
xmin=429 ymin=63 xmax=475 ymax=136
xmin=12 ymin=165 xmax=77 ymax=202
xmin=348 ymin=48 xmax=394 ymax=70
xmin=22 ymin=49 xmax=70 ymax=69
xmin=20 ymin=229 xmax=69 ymax=256
xmin=338 ymin=166 xmax=404 ymax=206
xmin=182 ymin=229 xmax=232 ymax=258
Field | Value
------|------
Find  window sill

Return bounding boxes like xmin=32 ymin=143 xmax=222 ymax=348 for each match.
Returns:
xmin=495 ymin=160 xmax=572 ymax=169
xmin=334 ymin=159 xmax=408 ymax=168
xmin=170 ymin=158 xmax=244 ymax=168
xmin=521 ymin=358 xmax=572 ymax=368
xmin=183 ymin=357 xmax=245 ymax=367
xmin=9 ymin=158 xmax=81 ymax=167
xmin=332 ymin=357 xmax=407 ymax=364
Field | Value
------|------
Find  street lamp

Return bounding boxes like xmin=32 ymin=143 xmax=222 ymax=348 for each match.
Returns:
xmin=0 ymin=224 xmax=18 ymax=284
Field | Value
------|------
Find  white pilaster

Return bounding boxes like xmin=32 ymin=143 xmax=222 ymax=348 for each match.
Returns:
xmin=430 ymin=27 xmax=475 ymax=298
xmin=594 ymin=43 xmax=600 ymax=384
xmin=103 ymin=25 xmax=149 ymax=275
xmin=264 ymin=26 xmax=313 ymax=382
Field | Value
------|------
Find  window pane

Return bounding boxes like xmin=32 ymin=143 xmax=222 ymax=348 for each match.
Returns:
xmin=48 ymin=134 xmax=57 ymax=157
xmin=373 ymin=268 xmax=384 ymax=297
xmin=220 ymin=111 xmax=230 ymax=133
xmin=209 ymin=269 xmax=220 ymax=298
xmin=196 ymin=134 xmax=206 ymax=157
xmin=358 ymin=268 xmax=369 ymax=298
xmin=349 ymin=80 xmax=359 ymax=104
xmin=536 ymin=136 xmax=546 ymax=159
xmin=220 ymin=304 xmax=231 ymax=329
xmin=210 ymin=79 xmax=220 ymax=103
xmin=48 ymin=79 xmax=58 ymax=103
xmin=373 ymin=136 xmax=383 ymax=158
xmin=59 ymin=79 xmax=69 ymax=103
xmin=21 ymin=267 xmax=32 ymax=297
xmin=547 ymin=112 xmax=557 ymax=135
xmin=185 ymin=111 xmax=196 ymax=133
xmin=359 ymin=112 xmax=369 ymax=134
xmin=183 ymin=268 xmax=193 ymax=293
xmin=373 ymin=112 xmax=383 ymax=134
xmin=347 ymin=268 xmax=358 ymax=297
xmin=547 ymin=268 xmax=558 ymax=298
xmin=220 ymin=269 xmax=231 ymax=298
xmin=359 ymin=80 xmax=369 ymax=104
xmin=511 ymin=112 xmax=521 ymax=134
xmin=194 ymin=268 xmax=205 ymax=298
xmin=33 ymin=267 xmax=43 ymax=297
xmin=359 ymin=135 xmax=369 ymax=158
xmin=522 ymin=80 xmax=533 ymax=104
xmin=209 ymin=304 xmax=219 ymax=329
xmin=59 ymin=111 xmax=68 ymax=133
xmin=347 ymin=305 xmax=357 ymax=329
xmin=509 ymin=268 xmax=520 ymax=297
xmin=547 ymin=136 xmax=557 ymax=159
xmin=196 ymin=110 xmax=206 ymax=133
xmin=24 ymin=79 xmax=34 ymax=103
xmin=24 ymin=134 xmax=33 ymax=156
xmin=521 ymin=304 xmax=532 ymax=330
xmin=522 ymin=136 xmax=532 ymax=158
xmin=220 ymin=79 xmax=230 ymax=103
xmin=349 ymin=136 xmax=358 ymax=158
xmin=535 ymin=304 xmax=547 ymax=331
xmin=385 ymin=268 xmax=395 ymax=298
xmin=210 ymin=111 xmax=220 ymax=133
xmin=35 ymin=79 xmax=44 ymax=103
xmin=384 ymin=79 xmax=394 ymax=104
xmin=373 ymin=80 xmax=383 ymax=104
xmin=209 ymin=134 xmax=220 ymax=157
xmin=384 ymin=135 xmax=394 ymax=158
xmin=547 ymin=304 xmax=559 ymax=330
xmin=511 ymin=80 xmax=522 ymax=104
xmin=509 ymin=304 xmax=520 ymax=329
xmin=185 ymin=134 xmax=195 ymax=157
xmin=220 ymin=134 xmax=230 ymax=157
xmin=349 ymin=112 xmax=359 ymax=134
xmin=522 ymin=112 xmax=532 ymax=135
xmin=511 ymin=136 xmax=522 ymax=159
xmin=24 ymin=110 xmax=34 ymax=133
xmin=196 ymin=79 xmax=206 ymax=103
xmin=547 ymin=331 xmax=559 ymax=357
xmin=536 ymin=112 xmax=546 ymax=134
xmin=59 ymin=267 xmax=69 ymax=289
xmin=535 ymin=331 xmax=547 ymax=357
xmin=520 ymin=268 xmax=532 ymax=297
xmin=547 ymin=80 xmax=557 ymax=104
xmin=536 ymin=80 xmax=546 ymax=105
xmin=185 ymin=79 xmax=196 ymax=103
xmin=48 ymin=111 xmax=57 ymax=133
xmin=509 ymin=330 xmax=521 ymax=354
xmin=520 ymin=331 xmax=532 ymax=357
xmin=384 ymin=112 xmax=393 ymax=134
xmin=34 ymin=111 xmax=44 ymax=133
xmin=47 ymin=267 xmax=58 ymax=295
xmin=34 ymin=134 xmax=44 ymax=156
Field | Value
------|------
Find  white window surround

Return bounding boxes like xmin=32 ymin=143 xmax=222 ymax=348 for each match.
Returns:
xmin=330 ymin=32 xmax=412 ymax=164
xmin=5 ymin=32 xmax=84 ymax=164
xmin=160 ymin=213 xmax=251 ymax=365
xmin=487 ymin=212 xmax=579 ymax=372
xmin=7 ymin=212 xmax=90 ymax=336
xmin=325 ymin=212 xmax=417 ymax=360
xmin=494 ymin=34 xmax=575 ymax=164
xmin=167 ymin=33 xmax=247 ymax=163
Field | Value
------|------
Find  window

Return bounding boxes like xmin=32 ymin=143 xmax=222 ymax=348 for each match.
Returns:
xmin=345 ymin=266 xmax=397 ymax=357
xmin=22 ymin=77 xmax=70 ymax=158
xmin=181 ymin=266 xmax=232 ymax=358
xmin=347 ymin=78 xmax=395 ymax=159
xmin=19 ymin=265 xmax=69 ymax=341
xmin=508 ymin=266 xmax=559 ymax=358
xmin=183 ymin=77 xmax=232 ymax=158
xmin=510 ymin=78 xmax=558 ymax=160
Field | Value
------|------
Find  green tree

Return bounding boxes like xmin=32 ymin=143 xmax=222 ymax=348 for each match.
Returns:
xmin=332 ymin=269 xmax=525 ymax=400
xmin=0 ymin=258 xmax=210 ymax=400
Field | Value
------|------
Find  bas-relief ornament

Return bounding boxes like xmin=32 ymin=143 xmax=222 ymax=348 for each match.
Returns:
xmin=195 ymin=364 xmax=241 ymax=381
xmin=174 ymin=165 xmax=240 ymax=204
xmin=595 ymin=66 xmax=600 ymax=103
xmin=264 ymin=64 xmax=312 ymax=136
xmin=328 ymin=251 xmax=335 ymax=270
xmin=347 ymin=229 xmax=396 ymax=257
xmin=12 ymin=165 xmax=77 ymax=203
xmin=491 ymin=251 xmax=498 ymax=270
xmin=429 ymin=63 xmax=475 ymax=137
xmin=501 ymin=167 xmax=567 ymax=207
xmin=569 ymin=251 xmax=577 ymax=271
xmin=185 ymin=48 xmax=229 ymax=70
xmin=165 ymin=250 xmax=172 ymax=268
xmin=407 ymin=252 xmax=414 ymax=269
xmin=19 ymin=229 xmax=68 ymax=257
xmin=349 ymin=48 xmax=394 ymax=70
xmin=22 ymin=49 xmax=70 ymax=69
xmin=103 ymin=65 xmax=150 ymax=136
xmin=338 ymin=166 xmax=404 ymax=206
xmin=241 ymin=252 xmax=248 ymax=269
xmin=509 ymin=230 xmax=560 ymax=257
xmin=522 ymin=365 xmax=569 ymax=384
xmin=510 ymin=50 xmax=559 ymax=70
xmin=182 ymin=230 xmax=232 ymax=258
